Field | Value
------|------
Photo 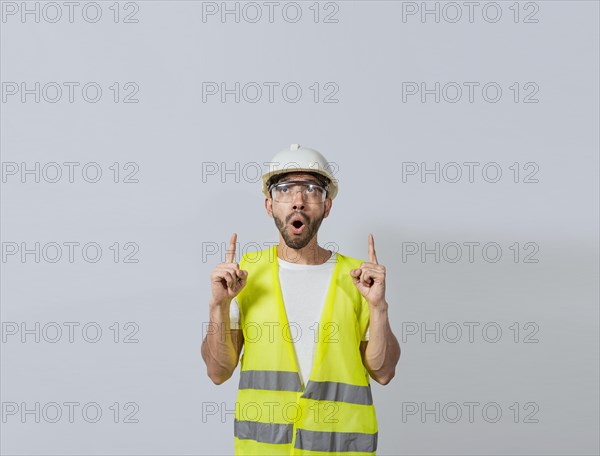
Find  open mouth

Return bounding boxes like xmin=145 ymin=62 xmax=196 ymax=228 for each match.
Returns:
xmin=290 ymin=218 xmax=305 ymax=234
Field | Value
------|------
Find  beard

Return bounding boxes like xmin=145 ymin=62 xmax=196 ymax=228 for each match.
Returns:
xmin=273 ymin=210 xmax=325 ymax=250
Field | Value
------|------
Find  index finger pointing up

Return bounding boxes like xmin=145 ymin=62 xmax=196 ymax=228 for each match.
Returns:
xmin=368 ymin=233 xmax=379 ymax=264
xmin=226 ymin=232 xmax=237 ymax=263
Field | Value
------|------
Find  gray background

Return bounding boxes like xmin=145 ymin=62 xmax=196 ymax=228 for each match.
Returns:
xmin=1 ymin=1 xmax=598 ymax=455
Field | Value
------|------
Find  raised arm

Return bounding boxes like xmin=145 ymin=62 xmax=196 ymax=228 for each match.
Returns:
xmin=351 ymin=234 xmax=401 ymax=385
xmin=201 ymin=233 xmax=248 ymax=384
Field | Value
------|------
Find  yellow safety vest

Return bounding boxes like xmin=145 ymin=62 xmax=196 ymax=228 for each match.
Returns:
xmin=234 ymin=245 xmax=378 ymax=455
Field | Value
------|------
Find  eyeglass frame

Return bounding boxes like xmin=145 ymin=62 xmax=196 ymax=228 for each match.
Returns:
xmin=268 ymin=179 xmax=329 ymax=203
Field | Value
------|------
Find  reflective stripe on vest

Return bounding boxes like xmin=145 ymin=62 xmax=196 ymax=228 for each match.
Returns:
xmin=302 ymin=380 xmax=373 ymax=405
xmin=294 ymin=429 xmax=378 ymax=453
xmin=239 ymin=370 xmax=303 ymax=392
xmin=235 ymin=246 xmax=378 ymax=455
xmin=235 ymin=419 xmax=292 ymax=445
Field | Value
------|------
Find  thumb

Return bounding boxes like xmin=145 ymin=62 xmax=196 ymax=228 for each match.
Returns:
xmin=236 ymin=269 xmax=248 ymax=279
xmin=350 ymin=268 xmax=361 ymax=277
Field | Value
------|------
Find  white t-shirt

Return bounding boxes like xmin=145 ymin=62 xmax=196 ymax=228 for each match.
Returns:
xmin=230 ymin=252 xmax=370 ymax=386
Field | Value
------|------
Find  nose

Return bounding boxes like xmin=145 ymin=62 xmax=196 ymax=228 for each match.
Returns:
xmin=292 ymin=189 xmax=305 ymax=210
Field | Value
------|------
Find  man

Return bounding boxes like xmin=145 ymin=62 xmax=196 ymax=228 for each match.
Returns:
xmin=201 ymin=144 xmax=401 ymax=455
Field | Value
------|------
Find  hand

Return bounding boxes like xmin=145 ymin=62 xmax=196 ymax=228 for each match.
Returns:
xmin=350 ymin=233 xmax=386 ymax=306
xmin=210 ymin=233 xmax=248 ymax=305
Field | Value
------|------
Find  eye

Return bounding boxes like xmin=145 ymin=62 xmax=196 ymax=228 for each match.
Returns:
xmin=279 ymin=186 xmax=289 ymax=193
xmin=306 ymin=185 xmax=315 ymax=193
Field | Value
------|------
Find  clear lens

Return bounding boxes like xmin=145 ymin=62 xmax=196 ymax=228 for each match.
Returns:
xmin=270 ymin=181 xmax=326 ymax=204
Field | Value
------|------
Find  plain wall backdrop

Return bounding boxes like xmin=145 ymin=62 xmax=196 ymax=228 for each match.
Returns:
xmin=1 ymin=1 xmax=598 ymax=455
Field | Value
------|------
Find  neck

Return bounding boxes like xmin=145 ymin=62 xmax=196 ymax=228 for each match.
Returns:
xmin=276 ymin=235 xmax=331 ymax=265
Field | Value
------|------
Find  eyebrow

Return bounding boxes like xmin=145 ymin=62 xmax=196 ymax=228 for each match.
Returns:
xmin=277 ymin=179 xmax=322 ymax=186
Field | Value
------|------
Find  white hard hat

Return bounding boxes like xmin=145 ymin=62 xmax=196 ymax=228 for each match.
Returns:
xmin=261 ymin=144 xmax=339 ymax=200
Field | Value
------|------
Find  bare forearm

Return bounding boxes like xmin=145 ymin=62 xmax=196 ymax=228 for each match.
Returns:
xmin=364 ymin=301 xmax=401 ymax=385
xmin=201 ymin=298 xmax=239 ymax=384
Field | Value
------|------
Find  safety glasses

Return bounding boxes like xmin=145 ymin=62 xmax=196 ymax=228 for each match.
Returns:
xmin=268 ymin=180 xmax=328 ymax=204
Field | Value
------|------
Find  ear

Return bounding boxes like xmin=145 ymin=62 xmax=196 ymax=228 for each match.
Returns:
xmin=323 ymin=197 xmax=332 ymax=219
xmin=265 ymin=198 xmax=274 ymax=218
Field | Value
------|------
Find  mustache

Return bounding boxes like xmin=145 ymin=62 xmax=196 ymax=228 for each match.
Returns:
xmin=287 ymin=212 xmax=309 ymax=224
